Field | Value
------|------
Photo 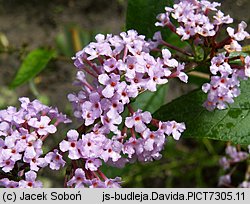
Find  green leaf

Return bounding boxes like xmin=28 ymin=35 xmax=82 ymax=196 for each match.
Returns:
xmin=126 ymin=0 xmax=173 ymax=39
xmin=187 ymin=75 xmax=209 ymax=87
xmin=132 ymin=84 xmax=168 ymax=113
xmin=126 ymin=0 xmax=188 ymax=50
xmin=10 ymin=49 xmax=56 ymax=88
xmin=153 ymin=80 xmax=250 ymax=145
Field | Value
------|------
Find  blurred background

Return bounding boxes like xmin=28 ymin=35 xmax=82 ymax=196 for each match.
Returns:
xmin=0 ymin=0 xmax=249 ymax=187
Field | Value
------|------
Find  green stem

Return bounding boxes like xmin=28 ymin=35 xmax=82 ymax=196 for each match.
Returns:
xmin=29 ymin=79 xmax=40 ymax=97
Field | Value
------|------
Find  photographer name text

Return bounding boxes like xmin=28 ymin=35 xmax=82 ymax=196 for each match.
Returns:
xmin=1 ymin=191 xmax=82 ymax=202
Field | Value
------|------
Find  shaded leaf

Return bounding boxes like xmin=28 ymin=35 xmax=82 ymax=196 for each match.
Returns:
xmin=10 ymin=49 xmax=56 ymax=88
xmin=153 ymin=80 xmax=250 ymax=145
xmin=126 ymin=0 xmax=188 ymax=53
xmin=126 ymin=0 xmax=173 ymax=39
xmin=132 ymin=84 xmax=168 ymax=113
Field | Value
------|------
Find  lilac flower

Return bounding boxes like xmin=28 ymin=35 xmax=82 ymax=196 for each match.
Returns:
xmin=77 ymin=132 xmax=105 ymax=159
xmin=0 ymin=158 xmax=15 ymax=172
xmin=84 ymin=35 xmax=112 ymax=60
xmin=116 ymin=82 xmax=133 ymax=104
xmin=145 ymin=69 xmax=168 ymax=92
xmin=59 ymin=130 xmax=81 ymax=160
xmin=125 ymin=110 xmax=152 ymax=133
xmin=15 ymin=130 xmax=37 ymax=153
xmin=0 ymin=97 xmax=70 ymax=153
xmin=19 ymin=97 xmax=45 ymax=113
xmin=19 ymin=171 xmax=43 ymax=188
xmin=100 ymin=114 xmax=122 ymax=133
xmin=225 ymin=145 xmax=249 ymax=162
xmin=244 ymin=56 xmax=250 ymax=77
xmin=105 ymin=177 xmax=122 ymax=188
xmin=122 ymin=137 xmax=144 ymax=159
xmin=202 ymin=53 xmax=249 ymax=111
xmin=47 ymin=107 xmax=71 ymax=124
xmin=156 ymin=0 xmax=221 ymax=39
xmin=0 ymin=106 xmax=16 ymax=123
xmin=200 ymin=0 xmax=221 ymax=11
xmin=155 ymin=11 xmax=171 ymax=27
xmin=218 ymin=174 xmax=231 ymax=187
xmin=175 ymin=63 xmax=188 ymax=83
xmin=159 ymin=121 xmax=186 ymax=140
xmin=85 ymin=158 xmax=102 ymax=171
xmin=103 ymin=57 xmax=118 ymax=73
xmin=101 ymin=140 xmax=122 ymax=162
xmin=120 ymin=30 xmax=149 ymax=54
xmin=162 ymin=49 xmax=178 ymax=68
xmin=23 ymin=154 xmax=47 ymax=171
xmin=88 ymin=179 xmax=106 ymax=188
xmin=28 ymin=116 xmax=57 ymax=136
xmin=0 ymin=121 xmax=10 ymax=136
xmin=23 ymin=139 xmax=43 ymax=160
xmin=1 ymin=146 xmax=22 ymax=163
xmin=142 ymin=129 xmax=165 ymax=151
xmin=148 ymin=31 xmax=163 ymax=49
xmin=219 ymin=145 xmax=249 ymax=187
xmin=45 ymin=149 xmax=66 ymax=170
xmin=209 ymin=54 xmax=232 ymax=76
xmin=176 ymin=25 xmax=196 ymax=41
xmin=67 ymin=168 xmax=89 ymax=188
xmin=224 ymin=40 xmax=242 ymax=52
xmin=213 ymin=10 xmax=233 ymax=25
xmin=104 ymin=97 xmax=124 ymax=118
xmin=203 ymin=75 xmax=237 ymax=110
xmin=81 ymin=92 xmax=102 ymax=126
xmin=68 ymin=170 xmax=122 ymax=188
xmin=0 ymin=178 xmax=19 ymax=188
xmin=239 ymin=181 xmax=250 ymax=188
xmin=68 ymin=91 xmax=87 ymax=118
xmin=219 ymin=157 xmax=230 ymax=170
xmin=126 ymin=73 xmax=148 ymax=91
xmin=227 ymin=21 xmax=249 ymax=41
xmin=123 ymin=56 xmax=141 ymax=79
xmin=98 ymin=73 xmax=121 ymax=98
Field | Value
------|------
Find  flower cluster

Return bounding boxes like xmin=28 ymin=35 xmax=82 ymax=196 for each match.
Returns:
xmin=0 ymin=171 xmax=42 ymax=188
xmin=202 ymin=55 xmax=250 ymax=110
xmin=202 ymin=20 xmax=250 ymax=111
xmin=156 ymin=0 xmax=233 ymax=41
xmin=64 ymin=30 xmax=187 ymax=186
xmin=219 ymin=145 xmax=249 ymax=187
xmin=0 ymin=97 xmax=70 ymax=188
xmin=69 ymin=31 xmax=187 ymax=151
xmin=67 ymin=168 xmax=121 ymax=188
xmin=69 ymin=30 xmax=187 ymax=123
xmin=156 ymin=0 xmax=249 ymax=111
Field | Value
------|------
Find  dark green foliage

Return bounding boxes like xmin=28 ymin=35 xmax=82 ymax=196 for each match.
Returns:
xmin=154 ymin=80 xmax=250 ymax=145
xmin=126 ymin=0 xmax=173 ymax=39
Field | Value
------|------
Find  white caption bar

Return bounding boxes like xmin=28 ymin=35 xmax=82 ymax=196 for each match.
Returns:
xmin=0 ymin=188 xmax=249 ymax=204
